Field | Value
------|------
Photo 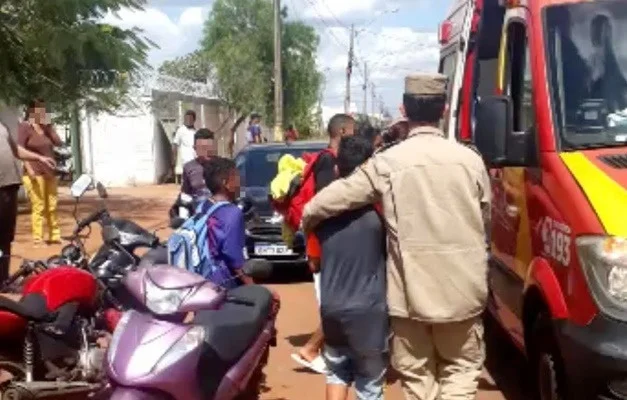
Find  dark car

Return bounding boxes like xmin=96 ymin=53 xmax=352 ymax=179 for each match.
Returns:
xmin=235 ymin=140 xmax=327 ymax=266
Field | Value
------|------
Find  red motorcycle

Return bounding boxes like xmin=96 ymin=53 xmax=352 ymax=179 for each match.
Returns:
xmin=0 ymin=176 xmax=138 ymax=399
xmin=0 ymin=254 xmax=106 ymax=400
xmin=0 ymin=174 xmax=169 ymax=399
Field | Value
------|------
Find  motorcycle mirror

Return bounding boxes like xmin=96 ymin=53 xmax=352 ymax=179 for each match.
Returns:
xmin=242 ymin=259 xmax=273 ymax=280
xmin=96 ymin=182 xmax=108 ymax=199
xmin=70 ymin=174 xmax=93 ymax=198
xmin=170 ymin=217 xmax=186 ymax=230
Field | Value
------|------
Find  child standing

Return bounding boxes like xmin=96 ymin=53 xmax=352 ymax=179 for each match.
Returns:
xmin=316 ymin=135 xmax=388 ymax=400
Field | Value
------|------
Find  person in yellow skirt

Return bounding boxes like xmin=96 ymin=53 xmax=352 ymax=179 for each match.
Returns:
xmin=17 ymin=99 xmax=64 ymax=246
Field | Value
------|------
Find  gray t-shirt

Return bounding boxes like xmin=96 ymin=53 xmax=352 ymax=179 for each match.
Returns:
xmin=0 ymin=122 xmax=21 ymax=188
xmin=316 ymin=206 xmax=388 ymax=354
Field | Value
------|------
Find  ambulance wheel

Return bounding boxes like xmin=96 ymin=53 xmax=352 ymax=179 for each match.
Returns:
xmin=531 ymin=312 xmax=566 ymax=400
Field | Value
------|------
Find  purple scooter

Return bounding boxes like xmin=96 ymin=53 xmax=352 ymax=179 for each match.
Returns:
xmin=103 ymin=259 xmax=278 ymax=399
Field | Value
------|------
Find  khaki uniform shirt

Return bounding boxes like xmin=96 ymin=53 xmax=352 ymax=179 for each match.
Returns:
xmin=302 ymin=126 xmax=491 ymax=323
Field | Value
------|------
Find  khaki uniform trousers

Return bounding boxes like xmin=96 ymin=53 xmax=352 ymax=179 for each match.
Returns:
xmin=390 ymin=316 xmax=485 ymax=400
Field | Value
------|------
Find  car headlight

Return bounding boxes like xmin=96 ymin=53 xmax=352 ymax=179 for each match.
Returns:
xmin=577 ymin=236 xmax=627 ymax=319
xmin=269 ymin=211 xmax=283 ymax=225
xmin=144 ymin=278 xmax=191 ymax=315
xmin=153 ymin=326 xmax=205 ymax=371
xmin=107 ymin=310 xmax=133 ymax=364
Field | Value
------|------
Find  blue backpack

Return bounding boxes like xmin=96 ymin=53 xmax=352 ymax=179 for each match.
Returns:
xmin=167 ymin=200 xmax=230 ymax=279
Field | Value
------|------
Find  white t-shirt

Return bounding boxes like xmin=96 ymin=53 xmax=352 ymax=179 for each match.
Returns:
xmin=173 ymin=125 xmax=196 ymax=173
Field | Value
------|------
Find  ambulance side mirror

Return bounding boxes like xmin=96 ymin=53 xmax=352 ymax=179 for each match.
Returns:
xmin=474 ymin=96 xmax=511 ymax=166
xmin=477 ymin=96 xmax=532 ymax=168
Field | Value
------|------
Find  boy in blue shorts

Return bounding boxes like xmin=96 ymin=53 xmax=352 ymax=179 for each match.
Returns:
xmin=315 ymin=135 xmax=388 ymax=400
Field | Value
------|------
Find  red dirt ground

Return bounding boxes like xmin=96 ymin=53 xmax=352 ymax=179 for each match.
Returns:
xmin=10 ymin=184 xmax=528 ymax=400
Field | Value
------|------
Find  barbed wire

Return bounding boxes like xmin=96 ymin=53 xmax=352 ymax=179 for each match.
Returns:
xmin=77 ymin=68 xmax=219 ymax=100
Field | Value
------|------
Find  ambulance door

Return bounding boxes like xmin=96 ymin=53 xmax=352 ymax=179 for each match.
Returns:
xmin=489 ymin=6 xmax=538 ymax=345
xmin=438 ymin=0 xmax=476 ymax=140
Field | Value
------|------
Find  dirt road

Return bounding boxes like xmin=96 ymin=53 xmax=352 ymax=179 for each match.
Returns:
xmin=10 ymin=184 xmax=528 ymax=399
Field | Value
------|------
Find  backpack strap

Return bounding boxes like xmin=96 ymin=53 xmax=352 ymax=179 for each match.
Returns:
xmin=205 ymin=200 xmax=231 ymax=216
xmin=302 ymin=148 xmax=335 ymax=182
xmin=194 ymin=200 xmax=231 ymax=221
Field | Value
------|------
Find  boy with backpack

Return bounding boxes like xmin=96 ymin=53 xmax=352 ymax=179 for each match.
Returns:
xmin=168 ymin=156 xmax=253 ymax=288
xmin=316 ymin=135 xmax=388 ymax=400
xmin=288 ymin=114 xmax=355 ymax=374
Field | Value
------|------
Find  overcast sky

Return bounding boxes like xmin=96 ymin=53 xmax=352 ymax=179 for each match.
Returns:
xmin=106 ymin=0 xmax=449 ymax=120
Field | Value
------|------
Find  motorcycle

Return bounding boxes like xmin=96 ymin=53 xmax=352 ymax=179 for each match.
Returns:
xmin=104 ymin=259 xmax=278 ymax=400
xmin=0 ymin=251 xmax=107 ymax=400
xmin=65 ymin=175 xmax=166 ymax=317
xmin=0 ymin=173 xmax=176 ymax=399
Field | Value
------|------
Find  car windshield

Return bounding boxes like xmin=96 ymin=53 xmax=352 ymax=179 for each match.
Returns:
xmin=545 ymin=0 xmax=627 ymax=149
xmin=242 ymin=146 xmax=326 ymax=187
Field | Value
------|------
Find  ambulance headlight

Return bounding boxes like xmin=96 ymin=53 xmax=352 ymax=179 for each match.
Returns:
xmin=577 ymin=236 xmax=627 ymax=319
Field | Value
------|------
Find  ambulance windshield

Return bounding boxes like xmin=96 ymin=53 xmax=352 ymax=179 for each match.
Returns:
xmin=545 ymin=0 xmax=627 ymax=149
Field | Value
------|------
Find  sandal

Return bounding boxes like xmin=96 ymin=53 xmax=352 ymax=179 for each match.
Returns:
xmin=290 ymin=353 xmax=328 ymax=374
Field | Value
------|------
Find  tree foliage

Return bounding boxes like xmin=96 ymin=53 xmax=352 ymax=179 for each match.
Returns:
xmin=159 ymin=50 xmax=213 ymax=83
xmin=160 ymin=0 xmax=322 ymax=137
xmin=0 ymin=0 xmax=152 ymax=114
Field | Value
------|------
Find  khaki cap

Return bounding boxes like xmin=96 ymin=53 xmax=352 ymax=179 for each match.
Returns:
xmin=405 ymin=73 xmax=448 ymax=96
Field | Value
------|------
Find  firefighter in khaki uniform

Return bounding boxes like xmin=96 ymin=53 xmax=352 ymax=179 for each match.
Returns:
xmin=302 ymin=73 xmax=491 ymax=400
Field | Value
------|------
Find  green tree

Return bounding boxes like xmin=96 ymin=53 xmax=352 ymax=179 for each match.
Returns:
xmin=161 ymin=0 xmax=322 ymax=142
xmin=159 ymin=50 xmax=212 ymax=83
xmin=0 ymin=0 xmax=152 ymax=114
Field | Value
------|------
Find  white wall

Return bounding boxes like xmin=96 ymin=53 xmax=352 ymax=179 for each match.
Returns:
xmin=80 ymin=100 xmax=164 ymax=187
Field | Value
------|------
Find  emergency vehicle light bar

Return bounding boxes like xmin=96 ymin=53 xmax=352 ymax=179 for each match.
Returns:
xmin=439 ymin=21 xmax=453 ymax=44
xmin=498 ymin=0 xmax=527 ymax=7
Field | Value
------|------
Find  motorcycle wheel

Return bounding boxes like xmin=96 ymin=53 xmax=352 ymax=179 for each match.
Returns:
xmin=2 ymin=387 xmax=24 ymax=400
xmin=0 ymin=361 xmax=25 ymax=382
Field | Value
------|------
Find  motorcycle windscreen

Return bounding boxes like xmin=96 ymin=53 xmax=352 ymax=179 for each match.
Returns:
xmin=109 ymin=387 xmax=171 ymax=400
xmin=107 ymin=311 xmax=204 ymax=385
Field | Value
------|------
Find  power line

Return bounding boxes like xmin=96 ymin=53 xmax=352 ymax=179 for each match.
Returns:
xmin=302 ymin=0 xmax=348 ymax=49
xmin=317 ymin=0 xmax=350 ymax=29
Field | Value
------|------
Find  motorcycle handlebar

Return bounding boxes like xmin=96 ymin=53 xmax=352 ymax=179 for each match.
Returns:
xmin=74 ymin=208 xmax=109 ymax=235
xmin=0 ymin=260 xmax=47 ymax=290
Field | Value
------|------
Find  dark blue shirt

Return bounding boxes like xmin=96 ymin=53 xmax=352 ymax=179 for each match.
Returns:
xmin=316 ymin=206 xmax=388 ymax=354
xmin=205 ymin=203 xmax=247 ymax=288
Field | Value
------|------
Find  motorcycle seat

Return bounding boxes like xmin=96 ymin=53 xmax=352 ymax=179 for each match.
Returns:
xmin=0 ymin=293 xmax=55 ymax=323
xmin=193 ymin=285 xmax=273 ymax=397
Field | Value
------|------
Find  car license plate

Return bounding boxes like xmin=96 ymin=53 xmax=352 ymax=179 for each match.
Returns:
xmin=254 ymin=244 xmax=293 ymax=256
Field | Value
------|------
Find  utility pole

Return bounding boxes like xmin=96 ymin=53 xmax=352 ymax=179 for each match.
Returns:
xmin=70 ymin=103 xmax=82 ymax=179
xmin=273 ymin=0 xmax=283 ymax=141
xmin=319 ymin=74 xmax=327 ymax=135
xmin=371 ymin=84 xmax=376 ymax=118
xmin=362 ymin=62 xmax=368 ymax=116
xmin=344 ymin=24 xmax=354 ymax=114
